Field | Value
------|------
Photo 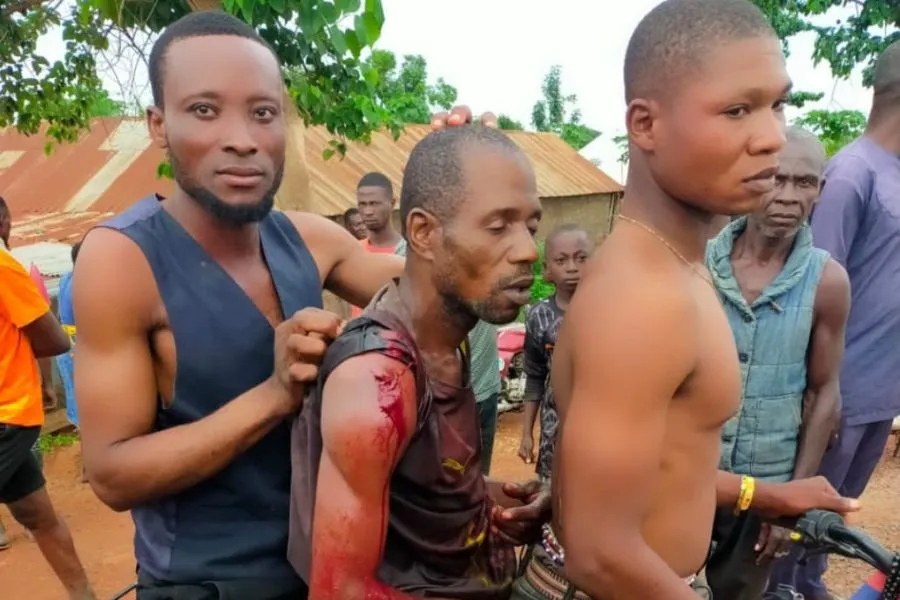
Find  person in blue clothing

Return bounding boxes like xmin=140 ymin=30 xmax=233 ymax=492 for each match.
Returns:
xmin=56 ymin=242 xmax=80 ymax=428
xmin=55 ymin=241 xmax=83 ymax=481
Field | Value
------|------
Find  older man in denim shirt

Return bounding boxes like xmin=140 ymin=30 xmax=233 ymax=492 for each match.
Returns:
xmin=704 ymin=128 xmax=851 ymax=600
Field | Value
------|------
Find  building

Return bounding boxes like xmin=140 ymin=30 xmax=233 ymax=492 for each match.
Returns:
xmin=1 ymin=117 xmax=623 ymax=251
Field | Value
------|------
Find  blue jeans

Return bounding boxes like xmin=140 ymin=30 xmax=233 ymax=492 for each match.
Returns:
xmin=478 ymin=393 xmax=499 ymax=476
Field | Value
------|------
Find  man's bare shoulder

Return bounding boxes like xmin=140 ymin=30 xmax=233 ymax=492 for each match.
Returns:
xmin=321 ymin=352 xmax=418 ymax=466
xmin=284 ymin=211 xmax=353 ymax=253
xmin=573 ymin=231 xmax=699 ymax=324
xmin=76 ymin=227 xmax=157 ymax=327
xmin=814 ymin=257 xmax=850 ymax=319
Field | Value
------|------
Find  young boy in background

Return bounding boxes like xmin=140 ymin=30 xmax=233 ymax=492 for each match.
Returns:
xmin=518 ymin=224 xmax=593 ymax=481
xmin=513 ymin=224 xmax=592 ymax=600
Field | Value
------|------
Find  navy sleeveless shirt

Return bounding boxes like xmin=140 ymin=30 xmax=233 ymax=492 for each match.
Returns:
xmin=100 ymin=195 xmax=321 ymax=589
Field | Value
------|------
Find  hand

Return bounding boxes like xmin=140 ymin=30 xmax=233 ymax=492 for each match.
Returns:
xmin=518 ymin=435 xmax=535 ymax=464
xmin=490 ymin=480 xmax=551 ymax=546
xmin=754 ymin=523 xmax=792 ymax=565
xmin=271 ymin=308 xmax=343 ymax=415
xmin=42 ymin=385 xmax=58 ymax=411
xmin=755 ymin=476 xmax=860 ymax=519
xmin=431 ymin=105 xmax=498 ymax=131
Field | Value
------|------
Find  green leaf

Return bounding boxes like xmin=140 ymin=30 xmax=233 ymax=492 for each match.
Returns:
xmin=360 ymin=11 xmax=382 ymax=45
xmin=344 ymin=29 xmax=362 ymax=58
xmin=328 ymin=26 xmax=348 ymax=55
xmin=239 ymin=0 xmax=257 ymax=24
xmin=322 ymin=147 xmax=335 ymax=160
xmin=364 ymin=0 xmax=384 ymax=24
xmin=267 ymin=0 xmax=286 ymax=15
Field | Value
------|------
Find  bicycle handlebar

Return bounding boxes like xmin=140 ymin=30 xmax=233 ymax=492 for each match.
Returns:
xmin=792 ymin=510 xmax=896 ymax=574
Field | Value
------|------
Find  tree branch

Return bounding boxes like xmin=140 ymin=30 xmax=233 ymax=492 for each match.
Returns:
xmin=1 ymin=0 xmax=47 ymax=17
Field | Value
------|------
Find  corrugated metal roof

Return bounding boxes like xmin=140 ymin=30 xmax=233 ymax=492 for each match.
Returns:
xmin=1 ymin=118 xmax=622 ymax=239
xmin=8 ymin=211 xmax=113 ymax=248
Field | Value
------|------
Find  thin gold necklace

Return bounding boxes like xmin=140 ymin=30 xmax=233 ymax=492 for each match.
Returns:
xmin=616 ymin=215 xmax=714 ymax=288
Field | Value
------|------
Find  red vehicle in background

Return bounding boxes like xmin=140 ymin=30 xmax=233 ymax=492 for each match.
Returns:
xmin=497 ymin=321 xmax=527 ymax=413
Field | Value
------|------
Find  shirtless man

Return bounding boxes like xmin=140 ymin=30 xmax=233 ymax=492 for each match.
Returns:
xmin=545 ymin=1 xmax=857 ymax=599
xmin=289 ymin=125 xmax=548 ymax=599
xmin=72 ymin=12 xmax=490 ymax=599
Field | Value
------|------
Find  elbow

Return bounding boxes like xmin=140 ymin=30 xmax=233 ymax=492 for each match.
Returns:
xmin=89 ymin=479 xmax=133 ymax=513
xmin=50 ymin=337 xmax=71 ymax=357
xmin=86 ymin=461 xmax=139 ymax=512
xmin=561 ymin=526 xmax=634 ymax=593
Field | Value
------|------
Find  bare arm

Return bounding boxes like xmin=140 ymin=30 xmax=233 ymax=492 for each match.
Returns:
xmin=554 ymin=272 xmax=700 ymax=600
xmin=520 ymin=308 xmax=547 ymax=449
xmin=288 ymin=212 xmax=404 ymax=307
xmin=308 ymin=353 xmax=418 ymax=600
xmin=23 ymin=314 xmax=71 ymax=358
xmin=794 ymin=259 xmax=850 ymax=478
xmin=74 ymin=229 xmax=294 ymax=511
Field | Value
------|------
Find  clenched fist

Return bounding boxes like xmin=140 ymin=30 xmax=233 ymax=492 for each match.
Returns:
xmin=271 ymin=308 xmax=343 ymax=415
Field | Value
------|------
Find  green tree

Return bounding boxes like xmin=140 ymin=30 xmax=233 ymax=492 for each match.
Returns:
xmin=358 ymin=50 xmax=457 ymax=125
xmin=612 ymin=133 xmax=629 ymax=166
xmin=1 ymin=0 xmax=397 ymax=149
xmin=531 ymin=65 xmax=600 ymax=151
xmin=753 ymin=0 xmax=899 ymax=85
xmin=87 ymin=88 xmax=129 ymax=117
xmin=794 ymin=109 xmax=867 ymax=156
xmin=497 ymin=114 xmax=524 ymax=131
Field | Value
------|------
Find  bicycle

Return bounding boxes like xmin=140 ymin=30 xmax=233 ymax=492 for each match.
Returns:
xmin=765 ymin=510 xmax=900 ymax=600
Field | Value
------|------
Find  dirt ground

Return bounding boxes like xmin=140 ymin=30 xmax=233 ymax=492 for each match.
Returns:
xmin=1 ymin=411 xmax=898 ymax=599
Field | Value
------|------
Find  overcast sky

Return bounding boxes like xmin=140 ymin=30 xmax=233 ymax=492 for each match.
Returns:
xmin=37 ymin=0 xmax=877 ymax=182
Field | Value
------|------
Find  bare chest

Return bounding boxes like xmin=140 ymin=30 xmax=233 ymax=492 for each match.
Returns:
xmin=683 ymin=283 xmax=742 ymax=429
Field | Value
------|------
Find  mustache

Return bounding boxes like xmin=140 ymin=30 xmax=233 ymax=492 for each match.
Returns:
xmin=496 ymin=269 xmax=535 ymax=288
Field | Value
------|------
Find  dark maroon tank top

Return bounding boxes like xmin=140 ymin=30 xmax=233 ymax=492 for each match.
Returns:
xmin=289 ymin=285 xmax=516 ymax=598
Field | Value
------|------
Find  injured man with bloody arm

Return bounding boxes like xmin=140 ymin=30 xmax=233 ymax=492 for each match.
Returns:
xmin=288 ymin=125 xmax=551 ymax=600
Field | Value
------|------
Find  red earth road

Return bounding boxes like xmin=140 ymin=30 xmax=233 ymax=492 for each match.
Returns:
xmin=1 ymin=411 xmax=898 ymax=599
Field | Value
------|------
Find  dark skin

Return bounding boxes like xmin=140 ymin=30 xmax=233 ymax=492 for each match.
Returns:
xmin=345 ymin=210 xmax=367 ymax=240
xmin=518 ymin=229 xmax=591 ymax=465
xmin=357 ymin=184 xmax=401 ymax=248
xmin=73 ymin=34 xmax=406 ymax=511
xmin=308 ymin=145 xmax=545 ymax=600
xmin=550 ymin=36 xmax=857 ymax=600
xmin=728 ymin=134 xmax=851 ymax=564
xmin=75 ymin=93 xmax=497 ymax=510
xmin=0 ymin=235 xmax=91 ymax=598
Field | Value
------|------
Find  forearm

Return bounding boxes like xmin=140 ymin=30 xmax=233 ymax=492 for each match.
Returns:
xmin=567 ymin=537 xmax=700 ymax=600
xmin=38 ymin=358 xmax=54 ymax=387
xmin=310 ymin=577 xmax=417 ymax=600
xmin=90 ymin=378 xmax=290 ymax=510
xmin=793 ymin=389 xmax=839 ymax=479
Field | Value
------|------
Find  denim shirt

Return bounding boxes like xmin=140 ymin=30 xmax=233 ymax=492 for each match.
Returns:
xmin=706 ymin=218 xmax=829 ymax=482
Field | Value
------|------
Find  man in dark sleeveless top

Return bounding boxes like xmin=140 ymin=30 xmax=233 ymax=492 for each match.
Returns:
xmin=71 ymin=12 xmax=495 ymax=600
xmin=289 ymin=125 xmax=550 ymax=599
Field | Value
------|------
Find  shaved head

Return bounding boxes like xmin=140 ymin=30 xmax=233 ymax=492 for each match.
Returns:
xmin=872 ymin=39 xmax=900 ymax=117
xmin=785 ymin=126 xmax=826 ymax=169
xmin=624 ymin=0 xmax=776 ymax=103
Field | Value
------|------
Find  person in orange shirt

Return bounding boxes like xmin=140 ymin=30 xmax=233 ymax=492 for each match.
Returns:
xmin=0 ymin=198 xmax=96 ymax=599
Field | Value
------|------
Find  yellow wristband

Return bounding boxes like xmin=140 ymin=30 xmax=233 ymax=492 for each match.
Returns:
xmin=735 ymin=475 xmax=756 ymax=515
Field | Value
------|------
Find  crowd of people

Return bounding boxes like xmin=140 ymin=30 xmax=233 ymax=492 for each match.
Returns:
xmin=1 ymin=0 xmax=899 ymax=599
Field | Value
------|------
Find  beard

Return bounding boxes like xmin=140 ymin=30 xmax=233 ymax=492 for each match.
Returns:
xmin=169 ymin=151 xmax=284 ymax=228
xmin=433 ymin=241 xmax=532 ymax=327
